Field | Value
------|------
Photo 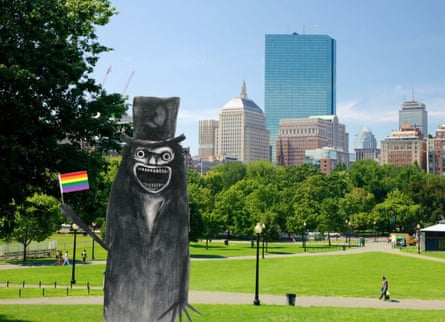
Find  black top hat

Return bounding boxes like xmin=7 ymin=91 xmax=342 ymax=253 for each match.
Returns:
xmin=122 ymin=96 xmax=185 ymax=144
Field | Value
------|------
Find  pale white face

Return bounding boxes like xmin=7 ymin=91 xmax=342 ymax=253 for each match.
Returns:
xmin=132 ymin=146 xmax=174 ymax=194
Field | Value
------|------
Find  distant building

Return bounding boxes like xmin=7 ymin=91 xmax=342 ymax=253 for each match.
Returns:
xmin=276 ymin=115 xmax=348 ymax=166
xmin=427 ymin=124 xmax=445 ymax=176
xmin=380 ymin=124 xmax=427 ymax=170
xmin=304 ymin=147 xmax=353 ymax=175
xmin=265 ymin=33 xmax=336 ymax=161
xmin=198 ymin=81 xmax=269 ymax=164
xmin=198 ymin=120 xmax=218 ymax=161
xmin=420 ymin=220 xmax=445 ymax=252
xmin=399 ymin=99 xmax=427 ymax=138
xmin=353 ymin=127 xmax=380 ymax=162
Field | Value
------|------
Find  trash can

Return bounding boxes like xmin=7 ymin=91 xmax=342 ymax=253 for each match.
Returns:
xmin=286 ymin=293 xmax=296 ymax=306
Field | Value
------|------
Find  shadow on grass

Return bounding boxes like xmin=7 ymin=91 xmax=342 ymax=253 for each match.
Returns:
xmin=5 ymin=260 xmax=59 ymax=267
xmin=191 ymin=254 xmax=226 ymax=259
xmin=190 ymin=244 xmax=230 ymax=250
xmin=266 ymin=251 xmax=295 ymax=255
xmin=0 ymin=314 xmax=30 ymax=322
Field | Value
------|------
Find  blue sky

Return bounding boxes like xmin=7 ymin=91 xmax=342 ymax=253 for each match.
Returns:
xmin=93 ymin=0 xmax=445 ymax=156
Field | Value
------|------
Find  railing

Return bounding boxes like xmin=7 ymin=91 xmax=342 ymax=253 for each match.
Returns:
xmin=0 ymin=280 xmax=103 ymax=298
xmin=0 ymin=241 xmax=57 ymax=260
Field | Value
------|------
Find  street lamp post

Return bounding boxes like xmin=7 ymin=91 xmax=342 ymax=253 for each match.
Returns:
xmin=261 ymin=224 xmax=266 ymax=259
xmin=253 ymin=222 xmax=263 ymax=306
xmin=91 ymin=223 xmax=96 ymax=260
xmin=416 ymin=224 xmax=421 ymax=254
xmin=303 ymin=222 xmax=307 ymax=252
xmin=374 ymin=221 xmax=377 ymax=242
xmin=71 ymin=224 xmax=79 ymax=285
xmin=348 ymin=221 xmax=352 ymax=248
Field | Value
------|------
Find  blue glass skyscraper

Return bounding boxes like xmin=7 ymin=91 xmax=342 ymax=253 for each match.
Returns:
xmin=265 ymin=33 xmax=336 ymax=161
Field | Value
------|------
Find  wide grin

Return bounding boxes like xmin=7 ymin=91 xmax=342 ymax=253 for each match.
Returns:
xmin=133 ymin=163 xmax=172 ymax=193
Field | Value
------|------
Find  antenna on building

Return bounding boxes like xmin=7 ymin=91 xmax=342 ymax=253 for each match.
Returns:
xmin=240 ymin=80 xmax=247 ymax=98
xmin=314 ymin=24 xmax=318 ymax=33
xmin=303 ymin=24 xmax=306 ymax=34
xmin=412 ymin=88 xmax=415 ymax=102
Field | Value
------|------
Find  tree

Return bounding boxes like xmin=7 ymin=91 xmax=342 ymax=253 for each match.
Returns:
xmin=349 ymin=160 xmax=389 ymax=203
xmin=0 ymin=0 xmax=128 ymax=235
xmin=11 ymin=193 xmax=60 ymax=261
xmin=207 ymin=162 xmax=246 ymax=191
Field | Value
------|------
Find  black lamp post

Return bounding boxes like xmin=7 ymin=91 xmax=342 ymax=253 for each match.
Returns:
xmin=374 ymin=221 xmax=377 ymax=242
xmin=348 ymin=221 xmax=352 ymax=247
xmin=416 ymin=224 xmax=421 ymax=254
xmin=91 ymin=223 xmax=96 ymax=260
xmin=253 ymin=222 xmax=263 ymax=306
xmin=303 ymin=221 xmax=307 ymax=252
xmin=71 ymin=223 xmax=79 ymax=285
xmin=262 ymin=223 xmax=266 ymax=259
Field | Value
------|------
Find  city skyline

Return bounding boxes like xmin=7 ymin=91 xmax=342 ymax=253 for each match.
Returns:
xmin=92 ymin=1 xmax=445 ymax=156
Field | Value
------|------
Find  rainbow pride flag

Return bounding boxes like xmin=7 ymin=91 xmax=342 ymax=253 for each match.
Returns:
xmin=59 ymin=171 xmax=89 ymax=194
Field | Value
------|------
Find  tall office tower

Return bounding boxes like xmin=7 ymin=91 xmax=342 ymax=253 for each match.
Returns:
xmin=265 ymin=33 xmax=336 ymax=161
xmin=216 ymin=81 xmax=269 ymax=163
xmin=276 ymin=115 xmax=347 ymax=166
xmin=427 ymin=124 xmax=445 ymax=176
xmin=353 ymin=127 xmax=380 ymax=161
xmin=198 ymin=120 xmax=219 ymax=161
xmin=399 ymin=99 xmax=428 ymax=138
xmin=380 ymin=124 xmax=427 ymax=170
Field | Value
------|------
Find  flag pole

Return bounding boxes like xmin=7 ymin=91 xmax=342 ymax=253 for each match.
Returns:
xmin=58 ymin=174 xmax=64 ymax=204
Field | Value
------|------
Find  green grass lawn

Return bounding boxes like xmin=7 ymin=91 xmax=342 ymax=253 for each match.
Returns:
xmin=1 ymin=251 xmax=444 ymax=300
xmin=190 ymin=252 xmax=445 ymax=299
xmin=0 ymin=304 xmax=444 ymax=322
xmin=1 ymin=238 xmax=445 ymax=321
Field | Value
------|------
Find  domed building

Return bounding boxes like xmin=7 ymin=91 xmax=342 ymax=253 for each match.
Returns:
xmin=215 ymin=81 xmax=270 ymax=163
xmin=353 ymin=127 xmax=380 ymax=161
xmin=353 ymin=126 xmax=377 ymax=149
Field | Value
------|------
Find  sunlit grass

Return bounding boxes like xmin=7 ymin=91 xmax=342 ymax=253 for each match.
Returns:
xmin=0 ymin=304 xmax=444 ymax=322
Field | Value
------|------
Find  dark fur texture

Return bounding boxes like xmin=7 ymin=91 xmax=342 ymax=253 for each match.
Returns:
xmin=104 ymin=134 xmax=191 ymax=321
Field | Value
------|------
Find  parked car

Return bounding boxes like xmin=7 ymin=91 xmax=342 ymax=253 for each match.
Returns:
xmin=323 ymin=232 xmax=341 ymax=239
xmin=307 ymin=231 xmax=322 ymax=240
xmin=390 ymin=233 xmax=416 ymax=246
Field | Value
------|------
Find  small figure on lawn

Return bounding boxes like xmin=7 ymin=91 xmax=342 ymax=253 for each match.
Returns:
xmin=379 ymin=276 xmax=389 ymax=301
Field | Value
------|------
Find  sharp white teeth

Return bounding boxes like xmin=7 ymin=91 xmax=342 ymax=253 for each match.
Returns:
xmin=137 ymin=166 xmax=168 ymax=174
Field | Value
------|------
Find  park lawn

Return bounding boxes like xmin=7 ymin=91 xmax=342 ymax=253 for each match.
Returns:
xmin=0 ymin=238 xmax=344 ymax=265
xmin=189 ymin=252 xmax=445 ymax=300
xmin=1 ymin=252 xmax=444 ymax=300
xmin=0 ymin=304 xmax=444 ymax=322
xmin=0 ymin=263 xmax=106 ymax=289
xmin=190 ymin=239 xmax=349 ymax=258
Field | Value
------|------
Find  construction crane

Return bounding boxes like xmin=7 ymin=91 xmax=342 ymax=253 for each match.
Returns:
xmin=122 ymin=70 xmax=135 ymax=95
xmin=102 ymin=65 xmax=112 ymax=87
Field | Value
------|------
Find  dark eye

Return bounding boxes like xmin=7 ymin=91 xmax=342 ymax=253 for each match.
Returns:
xmin=161 ymin=151 xmax=173 ymax=162
xmin=135 ymin=149 xmax=145 ymax=159
xmin=151 ymin=146 xmax=175 ymax=165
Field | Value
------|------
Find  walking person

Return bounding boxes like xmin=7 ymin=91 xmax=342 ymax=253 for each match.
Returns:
xmin=81 ymin=249 xmax=87 ymax=263
xmin=63 ymin=251 xmax=70 ymax=266
xmin=379 ymin=276 xmax=389 ymax=301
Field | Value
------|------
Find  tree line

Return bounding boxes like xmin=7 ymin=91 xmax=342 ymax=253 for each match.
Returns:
xmin=187 ymin=160 xmax=445 ymax=242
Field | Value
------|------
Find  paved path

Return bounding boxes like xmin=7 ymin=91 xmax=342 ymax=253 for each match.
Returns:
xmin=1 ymin=240 xmax=444 ymax=310
xmin=0 ymin=291 xmax=444 ymax=311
